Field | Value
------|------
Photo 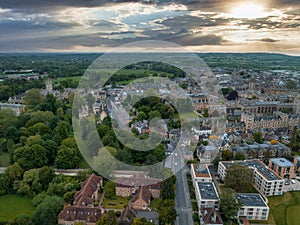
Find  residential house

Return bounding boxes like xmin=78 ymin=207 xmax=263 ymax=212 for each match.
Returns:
xmin=197 ymin=144 xmax=219 ymax=164
xmin=131 ymin=186 xmax=151 ymax=211
xmin=268 ymin=158 xmax=295 ymax=179
xmin=200 ymin=208 xmax=223 ymax=225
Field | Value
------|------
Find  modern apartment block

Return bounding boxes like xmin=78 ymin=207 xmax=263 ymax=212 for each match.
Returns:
xmin=237 ymin=193 xmax=269 ymax=221
xmin=218 ymin=160 xmax=284 ymax=196
xmin=195 ymin=182 xmax=219 ymax=209
xmin=268 ymin=158 xmax=295 ymax=179
xmin=191 ymin=163 xmax=212 ymax=185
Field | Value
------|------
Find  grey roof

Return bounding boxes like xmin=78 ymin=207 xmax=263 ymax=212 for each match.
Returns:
xmin=270 ymin=158 xmax=294 ymax=167
xmin=237 ymin=194 xmax=268 ymax=207
xmin=222 ymin=160 xmax=281 ymax=181
xmin=198 ymin=182 xmax=219 ymax=200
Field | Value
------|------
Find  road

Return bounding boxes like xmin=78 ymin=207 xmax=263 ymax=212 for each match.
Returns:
xmin=173 ymin=148 xmax=194 ymax=225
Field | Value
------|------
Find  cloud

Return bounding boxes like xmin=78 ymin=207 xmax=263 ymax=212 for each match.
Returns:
xmin=246 ymin=38 xmax=280 ymax=43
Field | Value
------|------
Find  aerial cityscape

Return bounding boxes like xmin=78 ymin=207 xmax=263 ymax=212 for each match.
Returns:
xmin=0 ymin=1 xmax=299 ymax=225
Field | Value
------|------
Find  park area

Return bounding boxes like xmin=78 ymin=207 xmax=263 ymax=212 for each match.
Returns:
xmin=0 ymin=194 xmax=35 ymax=222
xmin=267 ymin=191 xmax=300 ymax=225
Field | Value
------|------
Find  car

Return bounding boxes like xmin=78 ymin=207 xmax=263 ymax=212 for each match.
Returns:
xmin=174 ymin=153 xmax=178 ymax=157
xmin=285 ymin=181 xmax=290 ymax=185
xmin=291 ymin=179 xmax=296 ymax=184
xmin=174 ymin=162 xmax=178 ymax=166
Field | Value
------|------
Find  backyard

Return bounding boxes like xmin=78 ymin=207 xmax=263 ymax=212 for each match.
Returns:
xmin=102 ymin=196 xmax=129 ymax=210
xmin=0 ymin=194 xmax=36 ymax=222
xmin=267 ymin=191 xmax=300 ymax=225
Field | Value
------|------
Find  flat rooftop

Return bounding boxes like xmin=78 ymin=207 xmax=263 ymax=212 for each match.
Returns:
xmin=193 ymin=164 xmax=211 ymax=178
xmin=221 ymin=160 xmax=282 ymax=181
xmin=198 ymin=182 xmax=218 ymax=200
xmin=270 ymin=158 xmax=294 ymax=167
xmin=237 ymin=194 xmax=268 ymax=207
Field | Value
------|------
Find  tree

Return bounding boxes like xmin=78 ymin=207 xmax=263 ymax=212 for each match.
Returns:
xmin=14 ymin=144 xmax=48 ymax=170
xmin=220 ymin=189 xmax=242 ymax=221
xmin=233 ymin=152 xmax=245 ymax=160
xmin=38 ymin=166 xmax=55 ymax=190
xmin=96 ymin=210 xmax=118 ymax=225
xmin=158 ymin=199 xmax=177 ymax=225
xmin=104 ymin=181 xmax=115 ymax=200
xmin=253 ymin=131 xmax=263 ymax=144
xmin=17 ymin=169 xmax=41 ymax=197
xmin=8 ymin=214 xmax=32 ymax=225
xmin=32 ymin=195 xmax=64 ymax=225
xmin=286 ymin=80 xmax=297 ymax=89
xmin=225 ymin=164 xmax=253 ymax=193
xmin=54 ymin=146 xmax=80 ymax=169
xmin=162 ymin=176 xmax=176 ymax=200
xmin=24 ymin=89 xmax=44 ymax=110
xmin=222 ymin=150 xmax=233 ymax=161
xmin=132 ymin=218 xmax=155 ymax=225
xmin=0 ymin=163 xmax=23 ymax=194
xmin=290 ymin=126 xmax=300 ymax=151
xmin=0 ymin=109 xmax=17 ymax=137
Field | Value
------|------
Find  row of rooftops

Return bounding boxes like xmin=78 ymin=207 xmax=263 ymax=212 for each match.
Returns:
xmin=234 ymin=141 xmax=289 ymax=152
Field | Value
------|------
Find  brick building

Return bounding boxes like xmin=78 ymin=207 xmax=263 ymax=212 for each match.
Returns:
xmin=58 ymin=174 xmax=104 ymax=225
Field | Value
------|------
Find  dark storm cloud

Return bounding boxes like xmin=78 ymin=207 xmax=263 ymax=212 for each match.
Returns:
xmin=246 ymin=38 xmax=280 ymax=43
xmin=165 ymin=33 xmax=225 ymax=46
xmin=157 ymin=14 xmax=230 ymax=31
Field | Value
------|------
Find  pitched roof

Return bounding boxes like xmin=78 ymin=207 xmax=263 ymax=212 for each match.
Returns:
xmin=73 ymin=174 xmax=102 ymax=206
xmin=132 ymin=186 xmax=151 ymax=203
xmin=58 ymin=206 xmax=103 ymax=223
xmin=200 ymin=208 xmax=223 ymax=224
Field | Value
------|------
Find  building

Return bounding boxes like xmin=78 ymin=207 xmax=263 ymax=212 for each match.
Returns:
xmin=197 ymin=145 xmax=219 ymax=164
xmin=200 ymin=208 xmax=223 ymax=225
xmin=0 ymin=103 xmax=24 ymax=116
xmin=131 ymin=186 xmax=151 ymax=211
xmin=195 ymin=182 xmax=219 ymax=209
xmin=115 ymin=175 xmax=162 ymax=211
xmin=294 ymin=156 xmax=300 ymax=174
xmin=237 ymin=193 xmax=269 ymax=221
xmin=58 ymin=174 xmax=104 ymax=225
xmin=268 ymin=158 xmax=295 ymax=179
xmin=241 ymin=111 xmax=300 ymax=131
xmin=218 ymin=160 xmax=284 ymax=196
xmin=239 ymin=100 xmax=280 ymax=115
xmin=191 ymin=163 xmax=212 ymax=184
xmin=233 ymin=141 xmax=291 ymax=160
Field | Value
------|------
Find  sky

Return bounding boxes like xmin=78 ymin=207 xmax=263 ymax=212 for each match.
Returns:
xmin=0 ymin=0 xmax=299 ymax=54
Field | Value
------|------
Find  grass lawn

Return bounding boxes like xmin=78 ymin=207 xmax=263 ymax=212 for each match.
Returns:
xmin=0 ymin=194 xmax=36 ymax=221
xmin=267 ymin=191 xmax=300 ymax=225
xmin=0 ymin=152 xmax=10 ymax=167
xmin=102 ymin=196 xmax=129 ymax=210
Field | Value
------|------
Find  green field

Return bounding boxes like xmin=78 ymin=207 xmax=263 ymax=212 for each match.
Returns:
xmin=0 ymin=195 xmax=36 ymax=221
xmin=267 ymin=192 xmax=300 ymax=225
xmin=102 ymin=196 xmax=129 ymax=210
